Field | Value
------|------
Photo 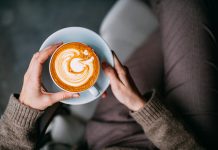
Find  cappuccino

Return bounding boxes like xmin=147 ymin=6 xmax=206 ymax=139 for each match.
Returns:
xmin=50 ymin=42 xmax=100 ymax=92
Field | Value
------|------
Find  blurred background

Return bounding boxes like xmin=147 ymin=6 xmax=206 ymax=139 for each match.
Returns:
xmin=0 ymin=0 xmax=116 ymax=114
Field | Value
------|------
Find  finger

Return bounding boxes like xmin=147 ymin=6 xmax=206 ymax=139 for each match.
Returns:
xmin=120 ymin=65 xmax=132 ymax=87
xmin=37 ymin=42 xmax=63 ymax=65
xmin=25 ymin=52 xmax=40 ymax=77
xmin=112 ymin=51 xmax=124 ymax=73
xmin=102 ymin=62 xmax=121 ymax=88
xmin=49 ymin=91 xmax=80 ymax=104
xmin=112 ymin=52 xmax=129 ymax=86
xmin=26 ymin=43 xmax=63 ymax=78
xmin=32 ymin=43 xmax=63 ymax=79
xmin=101 ymin=91 xmax=107 ymax=99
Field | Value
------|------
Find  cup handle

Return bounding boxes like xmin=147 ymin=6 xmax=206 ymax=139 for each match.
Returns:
xmin=88 ymin=86 xmax=99 ymax=97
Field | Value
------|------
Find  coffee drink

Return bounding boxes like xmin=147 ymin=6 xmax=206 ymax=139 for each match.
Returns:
xmin=50 ymin=42 xmax=100 ymax=92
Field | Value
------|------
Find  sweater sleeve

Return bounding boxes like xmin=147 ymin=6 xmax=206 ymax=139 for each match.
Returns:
xmin=130 ymin=90 xmax=204 ymax=150
xmin=0 ymin=94 xmax=43 ymax=150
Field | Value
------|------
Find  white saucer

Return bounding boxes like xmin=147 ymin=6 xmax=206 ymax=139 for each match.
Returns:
xmin=39 ymin=27 xmax=114 ymax=105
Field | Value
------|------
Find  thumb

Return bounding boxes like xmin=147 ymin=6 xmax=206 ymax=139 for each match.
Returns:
xmin=102 ymin=62 xmax=121 ymax=86
xmin=50 ymin=91 xmax=80 ymax=104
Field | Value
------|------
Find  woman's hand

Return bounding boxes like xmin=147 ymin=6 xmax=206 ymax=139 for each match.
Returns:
xmin=102 ymin=52 xmax=145 ymax=111
xmin=19 ymin=43 xmax=79 ymax=110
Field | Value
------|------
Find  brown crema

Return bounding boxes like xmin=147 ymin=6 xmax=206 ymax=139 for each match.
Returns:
xmin=50 ymin=42 xmax=100 ymax=92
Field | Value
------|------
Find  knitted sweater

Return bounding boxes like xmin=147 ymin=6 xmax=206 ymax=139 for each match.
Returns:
xmin=0 ymin=93 xmax=203 ymax=150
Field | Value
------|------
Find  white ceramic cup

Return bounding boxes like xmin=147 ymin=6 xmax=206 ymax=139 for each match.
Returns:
xmin=40 ymin=27 xmax=114 ymax=105
xmin=49 ymin=42 xmax=100 ymax=97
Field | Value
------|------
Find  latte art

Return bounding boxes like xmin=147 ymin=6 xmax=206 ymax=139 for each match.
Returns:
xmin=55 ymin=49 xmax=95 ymax=87
xmin=50 ymin=42 xmax=100 ymax=92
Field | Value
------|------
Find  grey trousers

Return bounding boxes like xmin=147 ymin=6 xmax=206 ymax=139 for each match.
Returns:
xmin=86 ymin=0 xmax=218 ymax=149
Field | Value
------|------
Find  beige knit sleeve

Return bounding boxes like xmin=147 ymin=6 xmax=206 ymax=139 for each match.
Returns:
xmin=0 ymin=94 xmax=43 ymax=150
xmin=130 ymin=90 xmax=204 ymax=150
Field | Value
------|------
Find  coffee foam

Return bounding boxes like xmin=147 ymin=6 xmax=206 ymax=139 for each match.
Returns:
xmin=50 ymin=42 xmax=100 ymax=92
xmin=55 ymin=49 xmax=94 ymax=87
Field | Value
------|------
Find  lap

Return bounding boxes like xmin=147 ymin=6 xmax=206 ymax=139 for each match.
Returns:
xmin=87 ymin=0 xmax=218 ymax=148
xmin=85 ymin=30 xmax=162 ymax=149
xmin=155 ymin=0 xmax=218 ymax=147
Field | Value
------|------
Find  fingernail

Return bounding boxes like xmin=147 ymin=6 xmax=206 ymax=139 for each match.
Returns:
xmin=112 ymin=51 xmax=117 ymax=57
xmin=102 ymin=62 xmax=108 ymax=69
xmin=72 ymin=93 xmax=80 ymax=97
xmin=54 ymin=42 xmax=63 ymax=46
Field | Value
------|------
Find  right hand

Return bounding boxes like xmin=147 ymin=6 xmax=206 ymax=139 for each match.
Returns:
xmin=102 ymin=52 xmax=146 ymax=111
xmin=19 ymin=43 xmax=80 ymax=110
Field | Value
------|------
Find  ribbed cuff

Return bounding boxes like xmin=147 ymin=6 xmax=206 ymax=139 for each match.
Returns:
xmin=131 ymin=90 xmax=167 ymax=127
xmin=2 ymin=94 xmax=43 ymax=129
